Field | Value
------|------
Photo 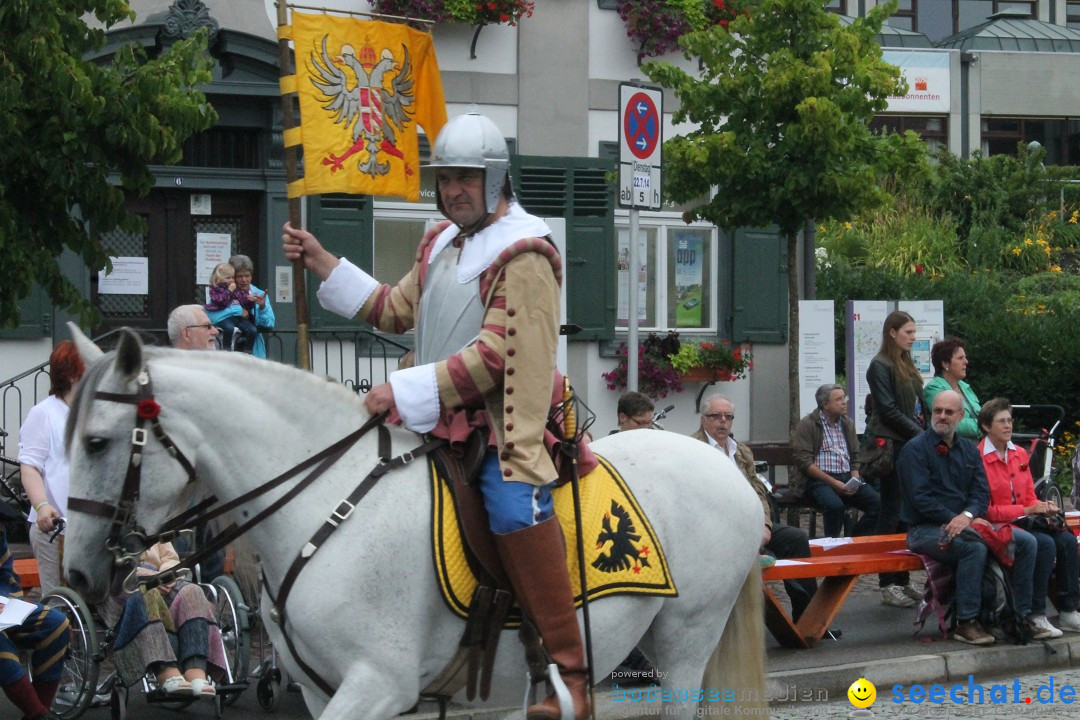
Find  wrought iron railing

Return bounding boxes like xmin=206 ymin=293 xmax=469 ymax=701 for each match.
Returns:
xmin=0 ymin=328 xmax=408 ymax=458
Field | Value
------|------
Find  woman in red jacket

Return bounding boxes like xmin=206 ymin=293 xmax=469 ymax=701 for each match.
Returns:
xmin=978 ymin=397 xmax=1080 ymax=636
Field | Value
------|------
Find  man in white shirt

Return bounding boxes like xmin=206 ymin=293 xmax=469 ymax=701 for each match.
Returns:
xmin=690 ymin=394 xmax=820 ymax=624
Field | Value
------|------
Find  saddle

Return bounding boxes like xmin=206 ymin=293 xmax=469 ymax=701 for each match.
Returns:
xmin=422 ymin=429 xmax=517 ymax=703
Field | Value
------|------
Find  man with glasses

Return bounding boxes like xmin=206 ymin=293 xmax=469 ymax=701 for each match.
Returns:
xmin=616 ymin=391 xmax=655 ymax=432
xmin=791 ymin=384 xmax=881 ymax=538
xmin=282 ymin=111 xmax=595 ymax=720
xmin=691 ymin=394 xmax=821 ymax=626
xmin=167 ymin=305 xmax=220 ymax=351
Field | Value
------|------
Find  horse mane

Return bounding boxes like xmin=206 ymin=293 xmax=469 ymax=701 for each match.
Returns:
xmin=66 ymin=346 xmax=367 ymax=450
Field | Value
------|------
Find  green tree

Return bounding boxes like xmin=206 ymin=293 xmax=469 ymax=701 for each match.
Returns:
xmin=0 ymin=0 xmax=217 ymax=328
xmin=643 ymin=0 xmax=925 ymax=428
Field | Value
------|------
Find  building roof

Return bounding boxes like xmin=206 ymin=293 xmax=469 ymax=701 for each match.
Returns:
xmin=837 ymin=14 xmax=933 ymax=49
xmin=935 ymin=10 xmax=1080 ymax=52
xmin=90 ymin=0 xmax=275 ymax=43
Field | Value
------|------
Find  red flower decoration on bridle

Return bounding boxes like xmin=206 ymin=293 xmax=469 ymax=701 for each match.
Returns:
xmin=137 ymin=399 xmax=161 ymax=420
xmin=936 ymin=442 xmax=949 ymax=456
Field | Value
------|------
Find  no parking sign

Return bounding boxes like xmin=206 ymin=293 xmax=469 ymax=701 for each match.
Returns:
xmin=618 ymin=83 xmax=663 ymax=210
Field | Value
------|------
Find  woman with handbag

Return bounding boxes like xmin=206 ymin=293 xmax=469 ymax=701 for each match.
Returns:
xmin=865 ymin=310 xmax=925 ymax=607
xmin=979 ymin=397 xmax=1080 ymax=636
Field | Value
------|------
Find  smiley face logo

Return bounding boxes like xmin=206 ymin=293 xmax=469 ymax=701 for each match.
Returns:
xmin=848 ymin=677 xmax=876 ymax=708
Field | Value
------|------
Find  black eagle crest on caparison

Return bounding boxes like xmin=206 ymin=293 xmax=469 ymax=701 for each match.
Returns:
xmin=592 ymin=500 xmax=652 ymax=574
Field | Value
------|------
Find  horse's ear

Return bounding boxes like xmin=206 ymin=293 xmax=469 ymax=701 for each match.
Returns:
xmin=67 ymin=322 xmax=104 ymax=365
xmin=114 ymin=327 xmax=144 ymax=379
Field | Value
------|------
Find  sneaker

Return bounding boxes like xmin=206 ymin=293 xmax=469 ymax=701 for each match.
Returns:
xmin=902 ymin=582 xmax=924 ymax=601
xmin=881 ymin=584 xmax=917 ymax=608
xmin=1029 ymin=614 xmax=1063 ymax=639
xmin=954 ymin=619 xmax=996 ymax=646
xmin=1059 ymin=610 xmax=1080 ymax=632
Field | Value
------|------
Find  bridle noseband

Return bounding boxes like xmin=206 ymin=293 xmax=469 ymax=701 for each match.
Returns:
xmin=67 ymin=368 xmax=198 ymax=588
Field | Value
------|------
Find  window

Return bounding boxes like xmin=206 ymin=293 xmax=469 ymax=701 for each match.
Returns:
xmin=981 ymin=117 xmax=1074 ymax=164
xmin=616 ymin=220 xmax=717 ymax=332
xmin=824 ymin=0 xmax=844 ymax=14
xmin=871 ymin=115 xmax=948 ymax=153
xmin=1069 ymin=0 xmax=1080 ymax=28
xmin=885 ymin=0 xmax=918 ymax=31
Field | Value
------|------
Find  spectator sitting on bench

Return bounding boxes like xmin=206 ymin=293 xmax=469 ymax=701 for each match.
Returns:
xmin=691 ymin=394 xmax=822 ymax=627
xmin=790 ymin=383 xmax=881 ymax=538
xmin=901 ymin=389 xmax=995 ymax=646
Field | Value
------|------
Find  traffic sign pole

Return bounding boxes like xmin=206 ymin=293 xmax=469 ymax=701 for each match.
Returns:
xmin=628 ymin=208 xmax=639 ymax=393
xmin=618 ymin=82 xmax=662 ymax=393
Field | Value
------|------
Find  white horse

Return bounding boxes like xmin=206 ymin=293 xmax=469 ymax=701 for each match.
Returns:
xmin=62 ymin=329 xmax=765 ymax=720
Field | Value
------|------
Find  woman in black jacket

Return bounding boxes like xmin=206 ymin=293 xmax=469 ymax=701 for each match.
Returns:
xmin=866 ymin=309 xmax=926 ymax=608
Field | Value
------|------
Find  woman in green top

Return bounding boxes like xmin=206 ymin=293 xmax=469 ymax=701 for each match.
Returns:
xmin=924 ymin=338 xmax=981 ymax=440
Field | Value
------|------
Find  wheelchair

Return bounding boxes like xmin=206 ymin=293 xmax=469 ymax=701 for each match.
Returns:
xmin=43 ymin=571 xmax=251 ymax=720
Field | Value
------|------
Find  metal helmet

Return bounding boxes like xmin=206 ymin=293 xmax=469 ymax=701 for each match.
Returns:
xmin=428 ymin=110 xmax=511 ymax=215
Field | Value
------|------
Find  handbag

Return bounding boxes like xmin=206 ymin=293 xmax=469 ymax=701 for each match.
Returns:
xmin=1012 ymin=512 xmax=1066 ymax=535
xmin=857 ymin=435 xmax=894 ymax=481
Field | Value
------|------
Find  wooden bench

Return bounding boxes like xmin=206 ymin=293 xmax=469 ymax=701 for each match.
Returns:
xmin=13 ymin=557 xmax=40 ymax=592
xmin=763 ymin=550 xmax=923 ymax=649
xmin=769 ymin=516 xmax=1080 ymax=649
xmin=746 ymin=442 xmax=824 ymax=537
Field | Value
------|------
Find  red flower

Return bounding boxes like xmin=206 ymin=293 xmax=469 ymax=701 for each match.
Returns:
xmin=487 ymin=1 xmax=496 ymax=8
xmin=1019 ymin=463 xmax=1028 ymax=472
xmin=875 ymin=437 xmax=887 ymax=448
xmin=915 ymin=264 xmax=925 ymax=274
xmin=936 ymin=442 xmax=949 ymax=456
xmin=137 ymin=399 xmax=161 ymax=420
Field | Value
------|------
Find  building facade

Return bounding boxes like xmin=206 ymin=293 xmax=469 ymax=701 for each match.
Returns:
xmin=2 ymin=0 xmax=1079 ymax=445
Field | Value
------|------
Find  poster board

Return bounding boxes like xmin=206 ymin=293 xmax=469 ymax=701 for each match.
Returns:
xmin=798 ymin=300 xmax=836 ymax=417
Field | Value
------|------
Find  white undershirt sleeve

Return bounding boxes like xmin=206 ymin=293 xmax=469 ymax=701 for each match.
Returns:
xmin=316 ymin=258 xmax=379 ymax=319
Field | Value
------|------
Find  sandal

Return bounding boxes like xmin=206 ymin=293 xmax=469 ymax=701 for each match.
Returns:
xmin=189 ymin=678 xmax=217 ymax=697
xmin=158 ymin=675 xmax=194 ymax=696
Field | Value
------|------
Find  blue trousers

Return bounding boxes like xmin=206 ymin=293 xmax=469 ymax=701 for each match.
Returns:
xmin=0 ymin=602 xmax=68 ymax=686
xmin=1009 ymin=527 xmax=1056 ymax=617
xmin=907 ymin=523 xmax=987 ymax=622
xmin=1053 ymin=529 xmax=1080 ymax=612
xmin=805 ymin=473 xmax=882 ymax=538
xmin=477 ymin=451 xmax=554 ymax=535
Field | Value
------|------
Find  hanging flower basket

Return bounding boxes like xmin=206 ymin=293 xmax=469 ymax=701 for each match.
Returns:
xmin=602 ymin=331 xmax=751 ymax=400
xmin=372 ymin=0 xmax=535 ymax=26
xmin=617 ymin=0 xmax=743 ymax=62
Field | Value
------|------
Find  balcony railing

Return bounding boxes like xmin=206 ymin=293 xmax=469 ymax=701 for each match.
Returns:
xmin=0 ymin=328 xmax=408 ymax=459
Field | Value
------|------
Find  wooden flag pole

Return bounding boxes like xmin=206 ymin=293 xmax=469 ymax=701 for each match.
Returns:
xmin=277 ymin=1 xmax=311 ymax=371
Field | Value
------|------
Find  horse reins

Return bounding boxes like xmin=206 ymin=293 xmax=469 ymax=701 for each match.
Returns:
xmin=67 ymin=366 xmax=445 ymax=698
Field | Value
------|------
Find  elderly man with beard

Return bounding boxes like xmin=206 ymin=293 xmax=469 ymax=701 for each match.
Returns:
xmin=900 ymin=389 xmax=1000 ymax=646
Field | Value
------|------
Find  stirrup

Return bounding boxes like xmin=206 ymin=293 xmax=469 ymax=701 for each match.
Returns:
xmin=520 ymin=663 xmax=573 ymax=720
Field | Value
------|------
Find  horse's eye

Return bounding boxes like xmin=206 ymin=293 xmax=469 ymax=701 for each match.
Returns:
xmin=85 ymin=437 xmax=109 ymax=455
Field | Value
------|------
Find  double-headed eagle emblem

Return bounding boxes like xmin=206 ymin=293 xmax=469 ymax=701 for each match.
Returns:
xmin=593 ymin=500 xmax=652 ymax=575
xmin=307 ymin=36 xmax=416 ymax=178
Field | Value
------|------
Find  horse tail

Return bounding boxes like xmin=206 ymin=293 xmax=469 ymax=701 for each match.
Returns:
xmin=700 ymin=563 xmax=766 ymax=715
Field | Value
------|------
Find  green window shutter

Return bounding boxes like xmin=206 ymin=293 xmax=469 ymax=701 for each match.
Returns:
xmin=511 ymin=155 xmax=615 ymax=341
xmin=731 ymin=226 xmax=787 ymax=343
xmin=306 ymin=194 xmax=373 ymax=329
xmin=0 ymin=287 xmax=51 ymax=339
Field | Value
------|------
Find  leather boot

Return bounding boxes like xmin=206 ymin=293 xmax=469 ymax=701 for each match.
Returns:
xmin=495 ymin=517 xmax=590 ymax=720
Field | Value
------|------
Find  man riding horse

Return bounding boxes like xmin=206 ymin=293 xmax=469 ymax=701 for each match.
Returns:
xmin=283 ymin=110 xmax=593 ymax=720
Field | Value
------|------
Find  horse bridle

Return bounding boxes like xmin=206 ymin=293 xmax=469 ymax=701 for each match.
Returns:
xmin=67 ymin=368 xmax=198 ymax=589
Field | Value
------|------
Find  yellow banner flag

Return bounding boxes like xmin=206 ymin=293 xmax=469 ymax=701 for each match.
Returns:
xmin=287 ymin=13 xmax=447 ymax=201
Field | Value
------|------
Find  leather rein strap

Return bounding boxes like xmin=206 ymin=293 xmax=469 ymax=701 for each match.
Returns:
xmin=68 ymin=366 xmax=448 ymax=699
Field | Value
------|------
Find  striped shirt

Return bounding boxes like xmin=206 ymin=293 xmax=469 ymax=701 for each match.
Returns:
xmin=817 ymin=411 xmax=850 ymax=475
